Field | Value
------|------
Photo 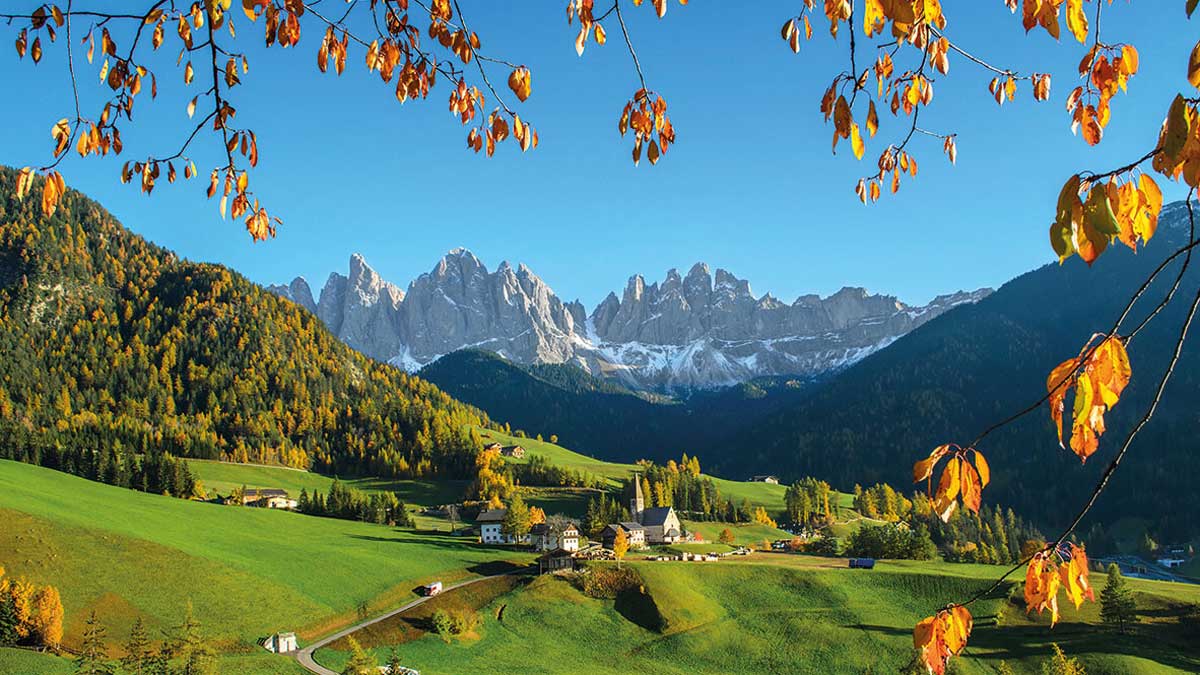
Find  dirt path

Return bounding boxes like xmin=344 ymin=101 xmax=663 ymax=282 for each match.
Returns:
xmin=293 ymin=572 xmax=523 ymax=675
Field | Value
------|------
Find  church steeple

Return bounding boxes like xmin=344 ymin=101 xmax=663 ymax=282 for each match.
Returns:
xmin=631 ymin=472 xmax=645 ymax=523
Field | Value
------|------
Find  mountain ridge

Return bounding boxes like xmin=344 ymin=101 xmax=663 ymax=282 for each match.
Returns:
xmin=271 ymin=250 xmax=991 ymax=392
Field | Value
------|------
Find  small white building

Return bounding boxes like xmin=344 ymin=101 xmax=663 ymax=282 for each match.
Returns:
xmin=262 ymin=632 xmax=297 ymax=653
xmin=532 ymin=522 xmax=581 ymax=552
xmin=477 ymin=508 xmax=529 ymax=545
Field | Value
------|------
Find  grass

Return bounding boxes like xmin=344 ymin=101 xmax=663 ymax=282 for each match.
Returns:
xmin=314 ymin=555 xmax=1200 ymax=675
xmin=189 ymin=459 xmax=468 ymax=508
xmin=0 ymin=647 xmax=311 ymax=675
xmin=683 ymin=520 xmax=791 ymax=547
xmin=0 ymin=460 xmax=533 ymax=656
xmin=479 ymin=428 xmax=803 ymax=514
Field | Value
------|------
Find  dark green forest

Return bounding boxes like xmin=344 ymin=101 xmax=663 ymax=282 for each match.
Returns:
xmin=720 ymin=202 xmax=1200 ymax=543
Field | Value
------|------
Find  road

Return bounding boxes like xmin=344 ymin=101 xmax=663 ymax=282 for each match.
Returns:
xmin=293 ymin=573 xmax=521 ymax=675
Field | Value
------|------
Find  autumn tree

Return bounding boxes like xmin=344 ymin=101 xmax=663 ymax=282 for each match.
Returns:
xmin=612 ymin=527 xmax=629 ymax=569
xmin=342 ymin=636 xmax=379 ymax=675
xmin=31 ymin=585 xmax=64 ymax=650
xmin=9 ymin=2 xmax=1200 ymax=671
xmin=1041 ymin=644 xmax=1088 ymax=675
xmin=75 ymin=611 xmax=114 ymax=675
xmin=718 ymin=528 xmax=735 ymax=546
xmin=1100 ymin=563 xmax=1137 ymax=634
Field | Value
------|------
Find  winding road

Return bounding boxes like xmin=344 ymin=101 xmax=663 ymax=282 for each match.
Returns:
xmin=293 ymin=573 xmax=522 ymax=675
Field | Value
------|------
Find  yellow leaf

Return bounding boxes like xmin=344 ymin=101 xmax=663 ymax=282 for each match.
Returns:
xmin=866 ymin=100 xmax=879 ymax=137
xmin=1065 ymin=0 xmax=1088 ymax=43
xmin=850 ymin=122 xmax=865 ymax=160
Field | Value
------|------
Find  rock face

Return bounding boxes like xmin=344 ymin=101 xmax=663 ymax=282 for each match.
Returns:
xmin=269 ymin=250 xmax=991 ymax=392
xmin=293 ymin=253 xmax=406 ymax=362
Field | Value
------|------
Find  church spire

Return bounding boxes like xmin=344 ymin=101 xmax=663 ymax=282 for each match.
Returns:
xmin=631 ymin=472 xmax=645 ymax=523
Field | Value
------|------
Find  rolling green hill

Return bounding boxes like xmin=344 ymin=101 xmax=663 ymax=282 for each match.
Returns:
xmin=313 ymin=556 xmax=1200 ymax=675
xmin=478 ymin=427 xmax=792 ymax=513
xmin=0 ymin=460 xmax=532 ymax=662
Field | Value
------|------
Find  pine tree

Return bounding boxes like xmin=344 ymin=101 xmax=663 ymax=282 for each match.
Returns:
xmin=342 ymin=636 xmax=378 ymax=675
xmin=168 ymin=602 xmax=216 ymax=675
xmin=74 ymin=611 xmax=114 ymax=675
xmin=121 ymin=617 xmax=153 ymax=675
xmin=1100 ymin=563 xmax=1137 ymax=634
xmin=0 ymin=595 xmax=17 ymax=647
xmin=501 ymin=493 xmax=532 ymax=541
xmin=384 ymin=647 xmax=403 ymax=674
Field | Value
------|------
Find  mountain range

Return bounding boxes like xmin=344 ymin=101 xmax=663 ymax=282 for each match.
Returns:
xmin=270 ymin=249 xmax=990 ymax=392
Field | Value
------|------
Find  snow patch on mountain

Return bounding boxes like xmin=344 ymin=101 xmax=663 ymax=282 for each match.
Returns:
xmin=270 ymin=250 xmax=992 ymax=392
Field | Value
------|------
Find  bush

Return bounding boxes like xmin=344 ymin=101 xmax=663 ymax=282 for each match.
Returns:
xmin=431 ymin=610 xmax=454 ymax=643
xmin=450 ymin=609 xmax=480 ymax=635
xmin=807 ymin=535 xmax=841 ymax=556
xmin=579 ymin=566 xmax=642 ymax=599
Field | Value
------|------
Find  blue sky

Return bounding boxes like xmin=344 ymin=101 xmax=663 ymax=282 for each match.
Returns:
xmin=2 ymin=2 xmax=1196 ymax=307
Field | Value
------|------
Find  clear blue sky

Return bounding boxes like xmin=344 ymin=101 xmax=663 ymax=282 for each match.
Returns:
xmin=2 ymin=2 xmax=1195 ymax=308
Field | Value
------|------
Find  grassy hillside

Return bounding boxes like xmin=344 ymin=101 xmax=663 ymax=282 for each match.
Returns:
xmin=0 ymin=460 xmax=532 ymax=656
xmin=313 ymin=555 xmax=1200 ymax=674
xmin=479 ymin=428 xmax=792 ymax=513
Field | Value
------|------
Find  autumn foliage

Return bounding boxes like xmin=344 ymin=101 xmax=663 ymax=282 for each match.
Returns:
xmin=10 ymin=1 xmax=1200 ymax=672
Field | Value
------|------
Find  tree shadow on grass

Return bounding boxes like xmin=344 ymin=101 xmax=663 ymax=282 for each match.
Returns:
xmin=964 ymin=621 xmax=1200 ymax=672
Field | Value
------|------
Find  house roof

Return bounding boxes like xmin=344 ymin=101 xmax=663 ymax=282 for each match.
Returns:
xmin=533 ymin=522 xmax=579 ymax=536
xmin=618 ymin=522 xmax=645 ymax=532
xmin=640 ymin=507 xmax=676 ymax=526
xmin=501 ymin=445 xmax=524 ymax=452
xmin=751 ymin=475 xmax=778 ymax=481
xmin=245 ymin=488 xmax=288 ymax=498
xmin=476 ymin=509 xmax=507 ymax=523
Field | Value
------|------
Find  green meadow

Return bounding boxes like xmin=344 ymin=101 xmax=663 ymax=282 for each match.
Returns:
xmin=314 ymin=557 xmax=1200 ymax=675
xmin=0 ymin=460 xmax=532 ymax=656
xmin=480 ymin=427 xmax=801 ymax=513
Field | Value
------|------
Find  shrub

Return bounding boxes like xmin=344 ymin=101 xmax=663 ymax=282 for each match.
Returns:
xmin=579 ymin=566 xmax=642 ymax=599
xmin=431 ymin=610 xmax=454 ymax=643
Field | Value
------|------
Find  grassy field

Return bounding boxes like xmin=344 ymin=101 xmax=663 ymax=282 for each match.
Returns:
xmin=683 ymin=520 xmax=791 ymax=547
xmin=480 ymin=428 xmax=798 ymax=513
xmin=314 ymin=555 xmax=1200 ymax=675
xmin=0 ymin=460 xmax=533 ymax=658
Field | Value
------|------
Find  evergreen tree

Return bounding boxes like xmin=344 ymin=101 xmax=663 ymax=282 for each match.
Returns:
xmin=342 ymin=636 xmax=378 ymax=675
xmin=0 ymin=594 xmax=18 ymax=647
xmin=121 ymin=617 xmax=154 ymax=675
xmin=168 ymin=602 xmax=216 ymax=675
xmin=74 ymin=611 xmax=114 ymax=675
xmin=1100 ymin=563 xmax=1137 ymax=634
xmin=384 ymin=647 xmax=403 ymax=674
xmin=501 ymin=493 xmax=532 ymax=540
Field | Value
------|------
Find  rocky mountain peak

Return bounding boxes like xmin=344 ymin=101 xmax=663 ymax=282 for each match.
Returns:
xmin=271 ymin=251 xmax=993 ymax=392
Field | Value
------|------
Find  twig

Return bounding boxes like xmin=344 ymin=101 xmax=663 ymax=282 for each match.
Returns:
xmin=613 ymin=1 xmax=646 ymax=92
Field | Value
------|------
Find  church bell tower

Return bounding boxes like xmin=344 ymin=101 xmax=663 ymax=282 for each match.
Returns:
xmin=631 ymin=472 xmax=645 ymax=523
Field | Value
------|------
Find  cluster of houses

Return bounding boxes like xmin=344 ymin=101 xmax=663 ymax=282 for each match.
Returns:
xmin=476 ymin=473 xmax=683 ymax=573
xmin=483 ymin=442 xmax=526 ymax=458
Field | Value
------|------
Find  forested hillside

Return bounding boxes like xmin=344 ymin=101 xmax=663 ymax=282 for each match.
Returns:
xmin=420 ymin=349 xmax=811 ymax=464
xmin=0 ymin=168 xmax=490 ymax=479
xmin=720 ymin=202 xmax=1200 ymax=542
